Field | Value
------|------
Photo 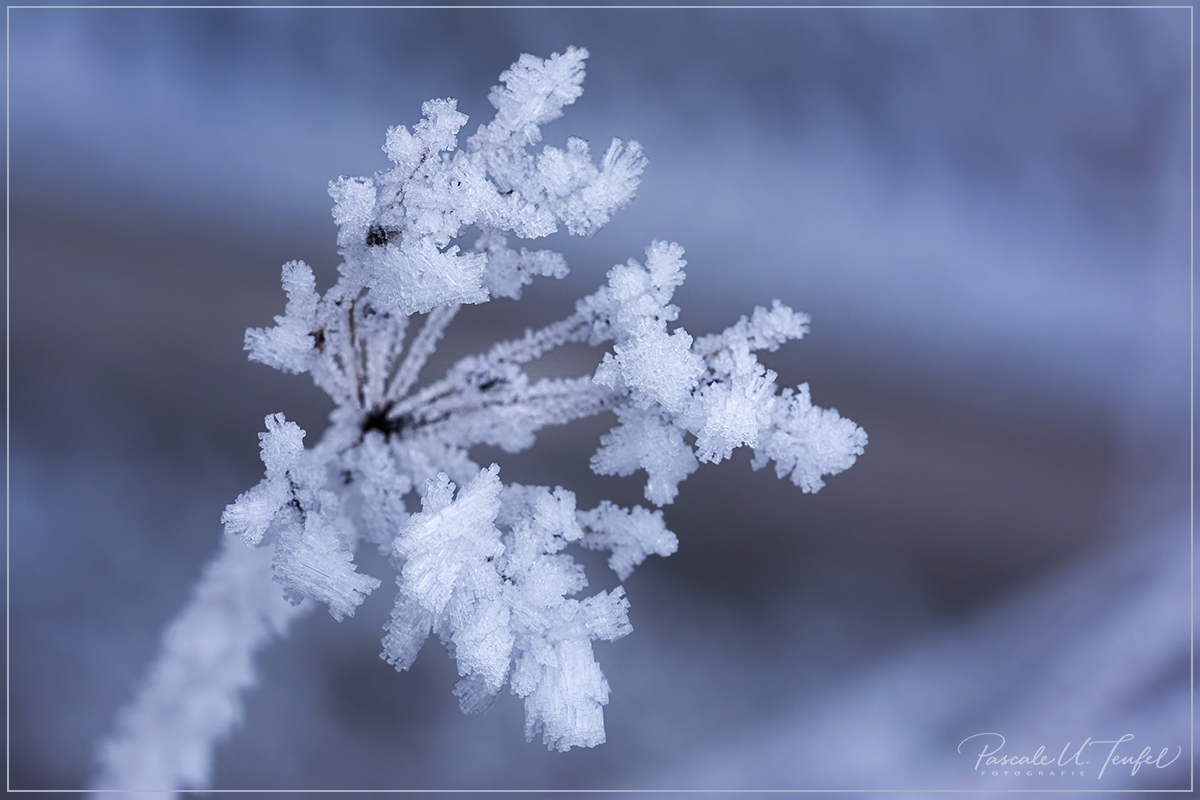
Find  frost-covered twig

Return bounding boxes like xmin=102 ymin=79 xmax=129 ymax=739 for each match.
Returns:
xmin=92 ymin=47 xmax=866 ymax=794
xmin=90 ymin=537 xmax=312 ymax=795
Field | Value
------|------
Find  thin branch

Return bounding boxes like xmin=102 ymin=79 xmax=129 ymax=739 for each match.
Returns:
xmin=486 ymin=311 xmax=593 ymax=367
xmin=397 ymin=375 xmax=615 ymax=449
xmin=386 ymin=303 xmax=461 ymax=403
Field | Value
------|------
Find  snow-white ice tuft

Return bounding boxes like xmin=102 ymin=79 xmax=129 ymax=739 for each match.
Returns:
xmin=93 ymin=47 xmax=866 ymax=796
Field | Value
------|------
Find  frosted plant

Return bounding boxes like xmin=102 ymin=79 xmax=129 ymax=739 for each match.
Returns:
xmin=91 ymin=48 xmax=866 ymax=794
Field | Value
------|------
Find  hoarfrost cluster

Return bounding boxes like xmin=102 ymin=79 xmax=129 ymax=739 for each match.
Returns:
xmin=93 ymin=47 xmax=866 ymax=793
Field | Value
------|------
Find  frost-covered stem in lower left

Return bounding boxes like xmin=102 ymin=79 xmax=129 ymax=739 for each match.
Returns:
xmin=90 ymin=537 xmax=313 ymax=796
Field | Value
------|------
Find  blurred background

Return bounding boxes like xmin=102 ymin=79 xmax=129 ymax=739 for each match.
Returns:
xmin=8 ymin=5 xmax=1192 ymax=793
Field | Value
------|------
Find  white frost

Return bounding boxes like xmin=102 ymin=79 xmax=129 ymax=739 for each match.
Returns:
xmin=94 ymin=47 xmax=867 ymax=796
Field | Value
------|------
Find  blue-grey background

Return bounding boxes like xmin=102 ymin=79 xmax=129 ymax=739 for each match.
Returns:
xmin=8 ymin=5 xmax=1192 ymax=793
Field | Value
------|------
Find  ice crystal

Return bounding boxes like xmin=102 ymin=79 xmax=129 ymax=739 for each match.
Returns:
xmin=92 ymin=47 xmax=866 ymax=794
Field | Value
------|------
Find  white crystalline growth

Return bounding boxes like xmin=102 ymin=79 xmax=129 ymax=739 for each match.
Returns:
xmin=752 ymin=382 xmax=870 ymax=493
xmin=381 ymin=468 xmax=635 ymax=751
xmin=219 ymin=413 xmax=305 ymax=547
xmin=578 ymin=501 xmax=679 ymax=582
xmin=242 ymin=262 xmax=321 ymax=375
xmin=585 ymin=244 xmax=864 ymax=505
xmin=92 ymin=48 xmax=867 ymax=796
